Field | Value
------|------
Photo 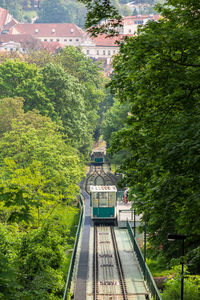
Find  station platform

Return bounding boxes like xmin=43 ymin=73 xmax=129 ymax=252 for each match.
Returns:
xmin=117 ymin=201 xmax=142 ymax=229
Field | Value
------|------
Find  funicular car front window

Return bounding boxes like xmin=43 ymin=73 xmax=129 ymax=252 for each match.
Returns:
xmin=98 ymin=192 xmax=108 ymax=207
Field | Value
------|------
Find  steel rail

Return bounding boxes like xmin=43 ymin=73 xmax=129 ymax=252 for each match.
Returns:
xmin=94 ymin=225 xmax=128 ymax=300
xmin=110 ymin=226 xmax=128 ymax=300
xmin=93 ymin=226 xmax=97 ymax=300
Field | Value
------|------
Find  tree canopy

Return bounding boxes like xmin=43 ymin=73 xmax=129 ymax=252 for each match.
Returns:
xmin=0 ymin=97 xmax=84 ymax=223
xmin=0 ymin=59 xmax=55 ymax=118
xmin=101 ymin=0 xmax=200 ymax=271
xmin=0 ymin=50 xmax=107 ymax=156
xmin=0 ymin=95 xmax=85 ymax=298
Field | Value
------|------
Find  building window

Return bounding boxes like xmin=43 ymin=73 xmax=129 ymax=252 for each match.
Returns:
xmin=56 ymin=39 xmax=60 ymax=42
xmin=134 ymin=20 xmax=143 ymax=25
xmin=64 ymin=39 xmax=67 ymax=42
xmin=69 ymin=39 xmax=72 ymax=41
xmin=129 ymin=29 xmax=131 ymax=33
xmin=76 ymin=39 xmax=79 ymax=41
xmin=108 ymin=50 xmax=111 ymax=56
xmin=97 ymin=50 xmax=99 ymax=55
xmin=87 ymin=50 xmax=90 ymax=54
xmin=113 ymin=50 xmax=115 ymax=54
xmin=50 ymin=39 xmax=53 ymax=42
xmin=103 ymin=50 xmax=106 ymax=55
xmin=44 ymin=39 xmax=47 ymax=41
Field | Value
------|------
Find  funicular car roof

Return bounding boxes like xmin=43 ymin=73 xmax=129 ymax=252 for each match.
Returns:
xmin=90 ymin=185 xmax=117 ymax=192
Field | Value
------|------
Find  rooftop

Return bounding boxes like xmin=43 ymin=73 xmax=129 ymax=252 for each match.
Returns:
xmin=0 ymin=34 xmax=42 ymax=49
xmin=11 ymin=23 xmax=84 ymax=37
xmin=122 ymin=14 xmax=161 ymax=25
xmin=91 ymin=34 xmax=132 ymax=47
xmin=90 ymin=185 xmax=117 ymax=192
xmin=0 ymin=7 xmax=9 ymax=30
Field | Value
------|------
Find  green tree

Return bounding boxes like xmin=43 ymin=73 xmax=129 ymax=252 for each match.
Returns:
xmin=16 ymin=224 xmax=66 ymax=299
xmin=56 ymin=46 xmax=106 ymax=142
xmin=0 ymin=59 xmax=55 ymax=118
xmin=24 ymin=49 xmax=54 ymax=67
xmin=0 ymin=97 xmax=24 ymax=138
xmin=0 ymin=223 xmax=19 ymax=299
xmin=107 ymin=0 xmax=200 ymax=267
xmin=41 ymin=63 xmax=91 ymax=153
xmin=0 ymin=100 xmax=84 ymax=224
xmin=102 ymin=99 xmax=129 ymax=148
xmin=1 ymin=0 xmax=23 ymax=21
xmin=37 ymin=0 xmax=70 ymax=23
xmin=162 ymin=266 xmax=200 ymax=300
xmin=101 ymin=99 xmax=131 ymax=165
xmin=64 ymin=0 xmax=87 ymax=27
xmin=78 ymin=0 xmax=122 ymax=35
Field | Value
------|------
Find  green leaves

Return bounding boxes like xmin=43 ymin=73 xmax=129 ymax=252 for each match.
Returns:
xmin=107 ymin=0 xmax=200 ymax=265
xmin=37 ymin=0 xmax=70 ymax=23
xmin=0 ymin=100 xmax=84 ymax=224
xmin=79 ymin=0 xmax=122 ymax=36
xmin=0 ymin=60 xmax=55 ymax=117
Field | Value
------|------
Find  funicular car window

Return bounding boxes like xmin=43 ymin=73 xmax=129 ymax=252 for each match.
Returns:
xmin=93 ymin=192 xmax=98 ymax=207
xmin=98 ymin=192 xmax=108 ymax=207
xmin=108 ymin=192 xmax=115 ymax=207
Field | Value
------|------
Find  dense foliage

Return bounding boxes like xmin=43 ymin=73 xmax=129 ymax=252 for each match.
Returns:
xmin=0 ymin=46 xmax=106 ymax=155
xmin=0 ymin=43 xmax=107 ymax=297
xmin=36 ymin=0 xmax=87 ymax=27
xmin=101 ymin=0 xmax=200 ymax=274
xmin=162 ymin=266 xmax=200 ymax=299
xmin=0 ymin=97 xmax=84 ymax=298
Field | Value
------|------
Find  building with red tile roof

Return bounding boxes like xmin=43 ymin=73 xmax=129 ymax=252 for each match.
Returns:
xmin=121 ymin=15 xmax=161 ymax=34
xmin=0 ymin=7 xmax=14 ymax=31
xmin=81 ymin=34 xmax=132 ymax=66
xmin=0 ymin=7 xmax=161 ymax=72
xmin=2 ymin=18 xmax=19 ymax=34
xmin=10 ymin=23 xmax=85 ymax=47
xmin=0 ymin=34 xmax=42 ymax=53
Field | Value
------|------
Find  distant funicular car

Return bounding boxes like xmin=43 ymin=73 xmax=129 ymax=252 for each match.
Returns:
xmin=91 ymin=150 xmax=105 ymax=164
xmin=90 ymin=185 xmax=117 ymax=221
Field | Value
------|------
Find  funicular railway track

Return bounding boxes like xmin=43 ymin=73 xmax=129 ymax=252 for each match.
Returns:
xmin=94 ymin=225 xmax=128 ymax=300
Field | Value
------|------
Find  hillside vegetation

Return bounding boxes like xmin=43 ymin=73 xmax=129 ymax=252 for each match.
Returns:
xmin=0 ymin=46 xmax=110 ymax=298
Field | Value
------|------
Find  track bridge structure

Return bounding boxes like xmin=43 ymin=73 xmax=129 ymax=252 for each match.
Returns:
xmin=63 ymin=162 xmax=162 ymax=300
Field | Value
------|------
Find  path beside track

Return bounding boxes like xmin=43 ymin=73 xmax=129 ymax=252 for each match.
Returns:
xmin=74 ymin=189 xmax=91 ymax=300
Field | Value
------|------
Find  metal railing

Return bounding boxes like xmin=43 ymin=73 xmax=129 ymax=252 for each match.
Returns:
xmin=63 ymin=196 xmax=84 ymax=300
xmin=127 ymin=221 xmax=162 ymax=300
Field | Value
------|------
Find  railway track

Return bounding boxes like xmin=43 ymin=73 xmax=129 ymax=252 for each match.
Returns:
xmin=93 ymin=226 xmax=128 ymax=300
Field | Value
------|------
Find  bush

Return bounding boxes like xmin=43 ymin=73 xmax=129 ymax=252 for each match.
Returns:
xmin=162 ymin=266 xmax=200 ymax=300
